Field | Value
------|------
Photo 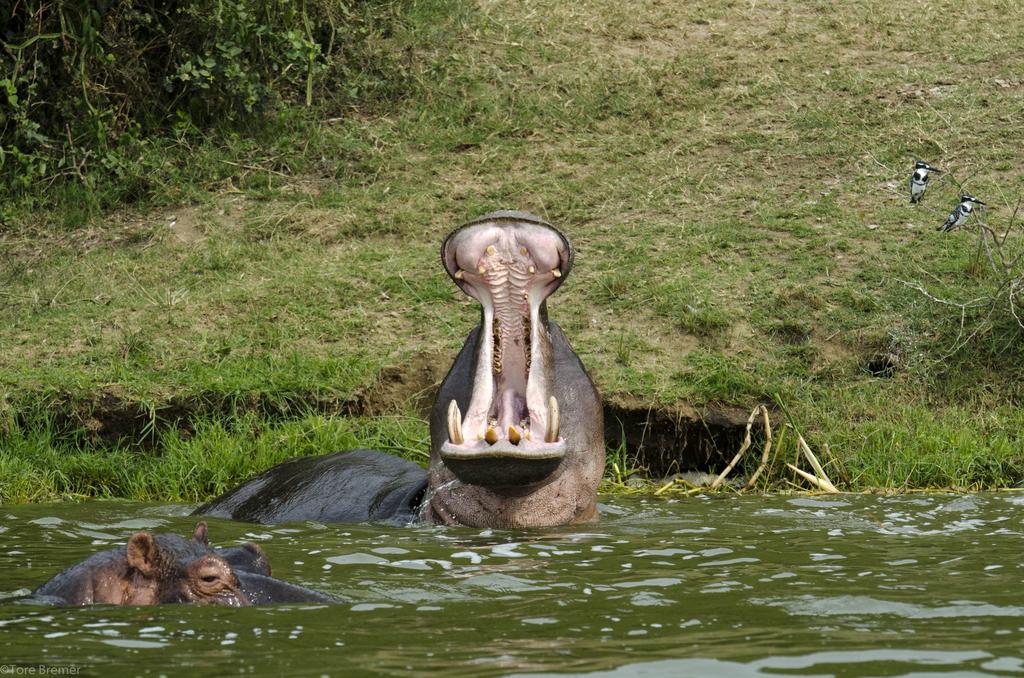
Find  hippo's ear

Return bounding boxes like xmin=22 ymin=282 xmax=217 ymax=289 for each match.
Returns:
xmin=191 ymin=522 xmax=209 ymax=546
xmin=243 ymin=543 xmax=271 ymax=576
xmin=127 ymin=532 xmax=163 ymax=578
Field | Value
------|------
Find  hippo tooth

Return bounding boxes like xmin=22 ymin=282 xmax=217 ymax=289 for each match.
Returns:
xmin=508 ymin=425 xmax=521 ymax=445
xmin=520 ymin=247 xmax=528 ymax=255
xmin=447 ymin=400 xmax=464 ymax=444
xmin=528 ymin=265 xmax=535 ymax=274
xmin=477 ymin=265 xmax=486 ymax=275
xmin=545 ymin=396 xmax=560 ymax=443
xmin=486 ymin=245 xmax=497 ymax=256
xmin=454 ymin=269 xmax=464 ymax=280
xmin=485 ymin=426 xmax=499 ymax=445
xmin=551 ymin=268 xmax=562 ymax=278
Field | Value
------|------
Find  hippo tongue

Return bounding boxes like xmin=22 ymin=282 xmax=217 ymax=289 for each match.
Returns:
xmin=440 ymin=217 xmax=570 ymax=463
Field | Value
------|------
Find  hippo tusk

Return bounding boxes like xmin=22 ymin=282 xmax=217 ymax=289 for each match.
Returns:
xmin=447 ymin=400 xmax=464 ymax=445
xmin=545 ymin=395 xmax=560 ymax=443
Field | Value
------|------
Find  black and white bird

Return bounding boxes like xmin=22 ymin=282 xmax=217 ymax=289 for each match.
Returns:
xmin=909 ymin=160 xmax=941 ymax=204
xmin=938 ymin=194 xmax=986 ymax=232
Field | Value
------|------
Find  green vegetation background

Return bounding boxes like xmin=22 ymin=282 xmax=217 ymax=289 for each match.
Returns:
xmin=3 ymin=0 xmax=1024 ymax=503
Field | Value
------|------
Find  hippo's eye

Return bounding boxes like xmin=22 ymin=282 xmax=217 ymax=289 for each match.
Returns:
xmin=201 ymin=574 xmax=220 ymax=583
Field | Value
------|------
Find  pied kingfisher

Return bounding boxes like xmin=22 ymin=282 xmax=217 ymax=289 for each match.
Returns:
xmin=938 ymin=194 xmax=986 ymax=232
xmin=909 ymin=160 xmax=941 ymax=204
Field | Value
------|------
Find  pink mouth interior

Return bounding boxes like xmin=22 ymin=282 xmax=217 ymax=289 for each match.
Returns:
xmin=441 ymin=221 xmax=569 ymax=457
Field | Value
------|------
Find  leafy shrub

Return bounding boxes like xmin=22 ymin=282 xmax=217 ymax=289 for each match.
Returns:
xmin=0 ymin=0 xmax=415 ymax=204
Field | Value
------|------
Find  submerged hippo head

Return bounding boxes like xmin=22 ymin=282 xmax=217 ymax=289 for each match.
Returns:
xmin=31 ymin=523 xmax=336 ymax=606
xmin=426 ymin=211 xmax=604 ymax=527
xmin=31 ymin=522 xmax=250 ymax=606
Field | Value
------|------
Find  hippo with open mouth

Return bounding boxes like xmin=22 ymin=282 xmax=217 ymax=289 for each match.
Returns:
xmin=29 ymin=522 xmax=338 ymax=606
xmin=196 ymin=211 xmax=604 ymax=528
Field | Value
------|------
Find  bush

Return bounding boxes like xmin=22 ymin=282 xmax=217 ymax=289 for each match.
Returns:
xmin=0 ymin=0 xmax=413 ymax=203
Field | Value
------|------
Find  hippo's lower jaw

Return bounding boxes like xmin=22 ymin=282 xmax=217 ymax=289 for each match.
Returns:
xmin=439 ymin=217 xmax=572 ymax=487
xmin=440 ymin=439 xmax=566 ymax=487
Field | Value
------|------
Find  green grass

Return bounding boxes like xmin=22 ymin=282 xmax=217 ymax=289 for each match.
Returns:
xmin=0 ymin=413 xmax=429 ymax=504
xmin=4 ymin=0 xmax=1024 ymax=501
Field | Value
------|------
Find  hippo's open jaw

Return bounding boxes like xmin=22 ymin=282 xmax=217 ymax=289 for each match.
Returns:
xmin=439 ymin=214 xmax=572 ymax=486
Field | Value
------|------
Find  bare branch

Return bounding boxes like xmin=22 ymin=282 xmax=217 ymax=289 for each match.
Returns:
xmin=1006 ymin=197 xmax=1023 ymax=247
xmin=1009 ymin=279 xmax=1024 ymax=330
xmin=897 ymin=279 xmax=988 ymax=309
xmin=977 ymin=223 xmax=1002 ymax=275
xmin=864 ymin=151 xmax=897 ymax=175
xmin=743 ymin=406 xmax=774 ymax=490
xmin=797 ymin=436 xmax=839 ymax=493
xmin=710 ymin=405 xmax=763 ymax=490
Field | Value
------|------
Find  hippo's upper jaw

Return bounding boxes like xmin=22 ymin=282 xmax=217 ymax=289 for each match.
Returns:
xmin=438 ymin=213 xmax=574 ymax=487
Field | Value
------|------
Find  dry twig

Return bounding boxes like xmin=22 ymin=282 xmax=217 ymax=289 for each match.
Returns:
xmin=710 ymin=405 xmax=766 ymax=489
xmin=743 ymin=406 xmax=773 ymax=490
xmin=787 ymin=435 xmax=839 ymax=493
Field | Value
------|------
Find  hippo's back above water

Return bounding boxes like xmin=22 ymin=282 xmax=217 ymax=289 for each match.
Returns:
xmin=196 ymin=449 xmax=428 ymax=524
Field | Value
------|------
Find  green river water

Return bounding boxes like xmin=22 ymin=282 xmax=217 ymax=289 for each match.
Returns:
xmin=0 ymin=493 xmax=1022 ymax=677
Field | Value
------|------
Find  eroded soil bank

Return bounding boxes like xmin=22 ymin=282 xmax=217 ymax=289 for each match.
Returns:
xmin=6 ymin=354 xmax=762 ymax=478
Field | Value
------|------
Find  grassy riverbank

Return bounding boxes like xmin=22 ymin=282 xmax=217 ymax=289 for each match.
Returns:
xmin=4 ymin=0 xmax=1024 ymax=502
